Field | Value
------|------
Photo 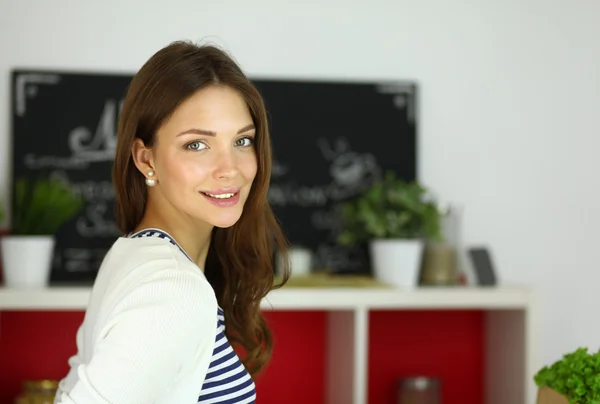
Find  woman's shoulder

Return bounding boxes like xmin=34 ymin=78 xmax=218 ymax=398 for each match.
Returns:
xmin=55 ymin=238 xmax=219 ymax=404
xmin=103 ymin=235 xmax=198 ymax=274
xmin=93 ymin=236 xmax=217 ymax=312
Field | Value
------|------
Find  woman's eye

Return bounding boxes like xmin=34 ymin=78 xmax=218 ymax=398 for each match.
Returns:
xmin=186 ymin=141 xmax=207 ymax=151
xmin=236 ymin=137 xmax=254 ymax=147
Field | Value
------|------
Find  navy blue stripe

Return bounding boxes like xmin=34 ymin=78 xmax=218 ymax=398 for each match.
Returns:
xmin=199 ymin=376 xmax=254 ymax=400
xmin=218 ymin=387 xmax=256 ymax=404
xmin=212 ymin=337 xmax=229 ymax=356
xmin=209 ymin=350 xmax=237 ymax=368
xmin=205 ymin=360 xmax=244 ymax=380
xmin=202 ymin=367 xmax=250 ymax=389
xmin=200 ymin=388 xmax=255 ymax=404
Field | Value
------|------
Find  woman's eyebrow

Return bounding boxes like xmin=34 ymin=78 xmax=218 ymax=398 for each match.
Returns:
xmin=176 ymin=124 xmax=255 ymax=137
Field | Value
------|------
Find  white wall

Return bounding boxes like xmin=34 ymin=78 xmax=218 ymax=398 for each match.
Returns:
xmin=2 ymin=0 xmax=600 ymax=380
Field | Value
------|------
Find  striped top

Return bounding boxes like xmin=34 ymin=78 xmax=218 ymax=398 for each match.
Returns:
xmin=130 ymin=229 xmax=257 ymax=404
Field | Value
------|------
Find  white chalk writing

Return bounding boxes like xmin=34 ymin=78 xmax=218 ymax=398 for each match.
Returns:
xmin=314 ymin=244 xmax=364 ymax=272
xmin=22 ymin=98 xmax=123 ymax=170
xmin=15 ymin=73 xmax=61 ymax=117
xmin=268 ymin=136 xmax=382 ymax=206
xmin=68 ymin=99 xmax=121 ymax=162
xmin=62 ymin=248 xmax=109 ymax=273
xmin=50 ymin=171 xmax=120 ymax=238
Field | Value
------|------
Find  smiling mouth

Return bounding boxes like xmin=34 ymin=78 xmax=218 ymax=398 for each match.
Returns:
xmin=201 ymin=192 xmax=236 ymax=199
xmin=200 ymin=191 xmax=241 ymax=207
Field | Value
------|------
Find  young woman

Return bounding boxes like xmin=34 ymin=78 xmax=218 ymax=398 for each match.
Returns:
xmin=54 ymin=40 xmax=290 ymax=404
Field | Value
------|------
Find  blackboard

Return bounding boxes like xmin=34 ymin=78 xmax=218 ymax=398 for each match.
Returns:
xmin=10 ymin=70 xmax=417 ymax=284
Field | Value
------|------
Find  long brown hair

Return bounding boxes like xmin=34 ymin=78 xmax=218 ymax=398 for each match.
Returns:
xmin=112 ymin=40 xmax=290 ymax=376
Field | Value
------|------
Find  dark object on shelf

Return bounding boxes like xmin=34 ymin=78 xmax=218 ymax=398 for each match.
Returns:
xmin=468 ymin=246 xmax=498 ymax=286
xmin=397 ymin=376 xmax=441 ymax=404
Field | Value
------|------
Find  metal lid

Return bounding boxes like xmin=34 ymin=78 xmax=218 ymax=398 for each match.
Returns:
xmin=23 ymin=379 xmax=59 ymax=392
xmin=399 ymin=376 xmax=440 ymax=390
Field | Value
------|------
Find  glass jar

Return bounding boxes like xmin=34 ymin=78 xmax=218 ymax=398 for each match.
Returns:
xmin=420 ymin=241 xmax=457 ymax=286
xmin=397 ymin=376 xmax=441 ymax=404
xmin=15 ymin=380 xmax=58 ymax=404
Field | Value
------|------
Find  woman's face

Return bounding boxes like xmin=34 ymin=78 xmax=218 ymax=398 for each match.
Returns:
xmin=137 ymin=84 xmax=258 ymax=229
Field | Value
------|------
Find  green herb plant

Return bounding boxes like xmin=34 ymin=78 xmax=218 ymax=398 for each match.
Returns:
xmin=12 ymin=176 xmax=84 ymax=235
xmin=337 ymin=171 xmax=443 ymax=246
xmin=534 ymin=347 xmax=600 ymax=404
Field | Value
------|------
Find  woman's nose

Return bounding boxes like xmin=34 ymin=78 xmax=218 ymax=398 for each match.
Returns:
xmin=212 ymin=148 xmax=239 ymax=180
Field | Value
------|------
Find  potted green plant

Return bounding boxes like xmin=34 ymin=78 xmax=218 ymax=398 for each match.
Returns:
xmin=1 ymin=175 xmax=83 ymax=288
xmin=534 ymin=347 xmax=600 ymax=404
xmin=337 ymin=171 xmax=443 ymax=288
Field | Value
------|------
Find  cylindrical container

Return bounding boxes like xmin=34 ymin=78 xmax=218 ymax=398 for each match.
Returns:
xmin=420 ymin=242 xmax=456 ymax=286
xmin=397 ymin=376 xmax=441 ymax=404
xmin=370 ymin=239 xmax=424 ymax=288
xmin=276 ymin=246 xmax=313 ymax=277
xmin=1 ymin=235 xmax=56 ymax=288
xmin=15 ymin=379 xmax=58 ymax=404
xmin=440 ymin=203 xmax=467 ymax=280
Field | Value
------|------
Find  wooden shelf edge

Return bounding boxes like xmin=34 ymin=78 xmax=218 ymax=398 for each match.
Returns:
xmin=0 ymin=285 xmax=534 ymax=311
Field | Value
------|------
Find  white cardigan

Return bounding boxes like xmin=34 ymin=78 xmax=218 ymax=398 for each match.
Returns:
xmin=54 ymin=235 xmax=219 ymax=403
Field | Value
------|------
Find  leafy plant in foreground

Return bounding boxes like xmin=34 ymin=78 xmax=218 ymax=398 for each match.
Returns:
xmin=534 ymin=347 xmax=600 ymax=404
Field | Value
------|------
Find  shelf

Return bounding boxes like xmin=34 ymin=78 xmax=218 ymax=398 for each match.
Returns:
xmin=0 ymin=285 xmax=534 ymax=311
xmin=0 ymin=284 xmax=538 ymax=404
xmin=264 ymin=286 xmax=533 ymax=310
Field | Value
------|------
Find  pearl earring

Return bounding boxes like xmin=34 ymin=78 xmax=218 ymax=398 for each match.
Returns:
xmin=145 ymin=170 xmax=157 ymax=187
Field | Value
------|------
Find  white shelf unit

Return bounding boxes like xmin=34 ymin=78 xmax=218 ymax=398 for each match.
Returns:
xmin=0 ymin=285 xmax=538 ymax=404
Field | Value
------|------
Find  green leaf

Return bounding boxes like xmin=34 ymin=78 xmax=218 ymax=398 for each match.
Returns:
xmin=336 ymin=170 xmax=444 ymax=245
xmin=11 ymin=175 xmax=84 ymax=235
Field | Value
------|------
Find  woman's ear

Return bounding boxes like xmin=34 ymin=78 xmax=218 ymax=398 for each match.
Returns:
xmin=131 ymin=138 xmax=155 ymax=177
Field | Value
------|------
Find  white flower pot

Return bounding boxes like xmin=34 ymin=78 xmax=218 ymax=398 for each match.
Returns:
xmin=369 ymin=238 xmax=425 ymax=288
xmin=1 ymin=235 xmax=55 ymax=288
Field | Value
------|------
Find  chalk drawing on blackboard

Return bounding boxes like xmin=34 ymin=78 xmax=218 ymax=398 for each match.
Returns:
xmin=68 ymin=99 xmax=121 ymax=163
xmin=376 ymin=83 xmax=416 ymax=123
xmin=50 ymin=170 xmax=120 ymax=239
xmin=23 ymin=154 xmax=90 ymax=170
xmin=15 ymin=73 xmax=61 ymax=117
xmin=62 ymin=247 xmax=110 ymax=273
xmin=394 ymin=94 xmax=406 ymax=109
xmin=317 ymin=136 xmax=382 ymax=201
xmin=271 ymin=160 xmax=289 ymax=178
xmin=76 ymin=201 xmax=121 ymax=238
xmin=311 ymin=205 xmax=343 ymax=238
xmin=315 ymin=243 xmax=365 ymax=273
xmin=268 ymin=137 xmax=382 ymax=207
xmin=375 ymin=83 xmax=415 ymax=94
xmin=267 ymin=181 xmax=328 ymax=207
xmin=22 ymin=97 xmax=122 ymax=171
